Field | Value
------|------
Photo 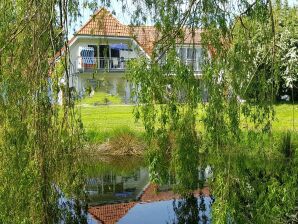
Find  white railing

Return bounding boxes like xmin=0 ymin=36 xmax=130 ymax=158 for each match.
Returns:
xmin=72 ymin=56 xmax=130 ymax=73
xmin=69 ymin=56 xmax=202 ymax=74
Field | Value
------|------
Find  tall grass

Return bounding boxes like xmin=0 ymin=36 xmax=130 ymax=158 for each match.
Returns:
xmin=85 ymin=126 xmax=145 ymax=143
xmin=280 ymin=131 xmax=295 ymax=158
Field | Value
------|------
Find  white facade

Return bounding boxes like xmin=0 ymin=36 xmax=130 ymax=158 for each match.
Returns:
xmin=66 ymin=35 xmax=203 ymax=103
xmin=66 ymin=35 xmax=145 ymax=103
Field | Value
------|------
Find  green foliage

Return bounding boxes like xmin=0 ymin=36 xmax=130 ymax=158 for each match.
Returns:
xmin=172 ymin=113 xmax=200 ymax=193
xmin=125 ymin=0 xmax=298 ymax=221
xmin=277 ymin=7 xmax=298 ymax=101
xmin=201 ymin=4 xmax=278 ymax=142
xmin=128 ymin=48 xmax=201 ymax=191
xmin=202 ymin=61 xmax=240 ymax=147
xmin=0 ymin=0 xmax=90 ymax=223
xmin=209 ymin=152 xmax=298 ymax=223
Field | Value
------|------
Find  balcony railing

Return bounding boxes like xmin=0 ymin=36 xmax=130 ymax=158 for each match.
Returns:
xmin=71 ymin=57 xmax=130 ymax=74
xmin=69 ymin=56 xmax=202 ymax=74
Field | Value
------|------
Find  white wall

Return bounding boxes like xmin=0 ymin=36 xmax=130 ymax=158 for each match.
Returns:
xmin=69 ymin=36 xmax=142 ymax=66
xmin=67 ymin=35 xmax=145 ymax=99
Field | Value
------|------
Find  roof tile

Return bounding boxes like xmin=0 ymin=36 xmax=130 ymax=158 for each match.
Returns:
xmin=77 ymin=8 xmax=130 ymax=37
xmin=75 ymin=8 xmax=202 ymax=56
xmin=88 ymin=184 xmax=210 ymax=223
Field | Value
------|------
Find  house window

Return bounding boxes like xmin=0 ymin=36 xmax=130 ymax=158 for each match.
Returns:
xmin=187 ymin=48 xmax=196 ymax=60
xmin=99 ymin=45 xmax=110 ymax=58
xmin=111 ymin=48 xmax=120 ymax=58
xmin=179 ymin=48 xmax=186 ymax=61
xmin=88 ymin=45 xmax=98 ymax=57
xmin=177 ymin=47 xmax=203 ymax=71
xmin=98 ymin=45 xmax=110 ymax=69
xmin=196 ymin=47 xmax=203 ymax=71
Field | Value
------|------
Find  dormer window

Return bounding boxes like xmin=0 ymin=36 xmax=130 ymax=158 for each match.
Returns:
xmin=177 ymin=46 xmax=202 ymax=72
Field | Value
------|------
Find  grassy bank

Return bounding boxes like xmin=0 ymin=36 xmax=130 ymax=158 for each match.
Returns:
xmin=80 ymin=104 xmax=297 ymax=130
xmin=79 ymin=103 xmax=297 ymax=142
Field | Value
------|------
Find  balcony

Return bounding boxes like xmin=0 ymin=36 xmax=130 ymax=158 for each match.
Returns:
xmin=70 ymin=56 xmax=130 ymax=74
xmin=69 ymin=56 xmax=202 ymax=75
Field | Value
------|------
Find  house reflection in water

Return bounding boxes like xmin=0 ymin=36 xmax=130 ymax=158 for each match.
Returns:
xmin=86 ymin=167 xmax=149 ymax=205
xmin=87 ymin=167 xmax=214 ymax=224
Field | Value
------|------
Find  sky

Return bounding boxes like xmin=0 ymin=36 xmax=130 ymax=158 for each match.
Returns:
xmin=69 ymin=0 xmax=298 ymax=38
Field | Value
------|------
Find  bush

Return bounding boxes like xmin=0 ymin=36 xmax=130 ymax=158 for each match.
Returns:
xmin=108 ymin=127 xmax=145 ymax=155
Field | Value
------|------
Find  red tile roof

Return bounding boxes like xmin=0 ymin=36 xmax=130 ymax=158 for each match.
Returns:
xmin=89 ymin=202 xmax=136 ymax=224
xmin=76 ymin=8 xmax=131 ymax=37
xmin=88 ymin=184 xmax=210 ymax=223
xmin=74 ymin=8 xmax=202 ymax=56
xmin=129 ymin=26 xmax=158 ymax=56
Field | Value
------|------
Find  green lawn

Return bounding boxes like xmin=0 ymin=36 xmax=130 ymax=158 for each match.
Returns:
xmin=78 ymin=92 xmax=122 ymax=105
xmin=78 ymin=105 xmax=143 ymax=132
xmin=272 ymin=104 xmax=298 ymax=131
xmin=79 ymin=103 xmax=298 ymax=142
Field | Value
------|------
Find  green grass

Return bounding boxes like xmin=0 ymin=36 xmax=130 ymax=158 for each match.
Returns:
xmin=79 ymin=103 xmax=298 ymax=143
xmin=272 ymin=103 xmax=298 ymax=131
xmin=78 ymin=105 xmax=143 ymax=143
xmin=79 ymin=105 xmax=143 ymax=131
xmin=78 ymin=92 xmax=122 ymax=105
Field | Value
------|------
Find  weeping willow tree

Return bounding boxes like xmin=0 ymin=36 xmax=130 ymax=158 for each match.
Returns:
xmin=125 ymin=0 xmax=297 ymax=222
xmin=0 ymin=0 xmax=296 ymax=222
xmin=0 ymin=0 xmax=90 ymax=223
xmin=127 ymin=0 xmax=269 ymax=181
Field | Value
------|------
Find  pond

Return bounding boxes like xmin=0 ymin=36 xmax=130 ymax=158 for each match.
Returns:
xmin=85 ymin=153 xmax=298 ymax=223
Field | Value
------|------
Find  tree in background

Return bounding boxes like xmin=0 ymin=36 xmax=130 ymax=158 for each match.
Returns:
xmin=277 ymin=6 xmax=298 ymax=101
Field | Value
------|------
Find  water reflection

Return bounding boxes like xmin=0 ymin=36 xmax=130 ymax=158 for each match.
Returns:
xmin=85 ymin=156 xmax=148 ymax=205
xmin=86 ymin=167 xmax=149 ymax=205
xmin=117 ymin=194 xmax=214 ymax=224
xmin=85 ymin=155 xmax=214 ymax=223
xmin=171 ymin=194 xmax=215 ymax=224
xmin=85 ymin=152 xmax=298 ymax=223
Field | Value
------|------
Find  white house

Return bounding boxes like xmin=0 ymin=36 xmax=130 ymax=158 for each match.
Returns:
xmin=60 ymin=8 xmax=203 ymax=103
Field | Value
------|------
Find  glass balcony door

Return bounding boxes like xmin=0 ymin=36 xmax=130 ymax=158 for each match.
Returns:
xmin=99 ymin=45 xmax=110 ymax=69
xmin=111 ymin=48 xmax=120 ymax=69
